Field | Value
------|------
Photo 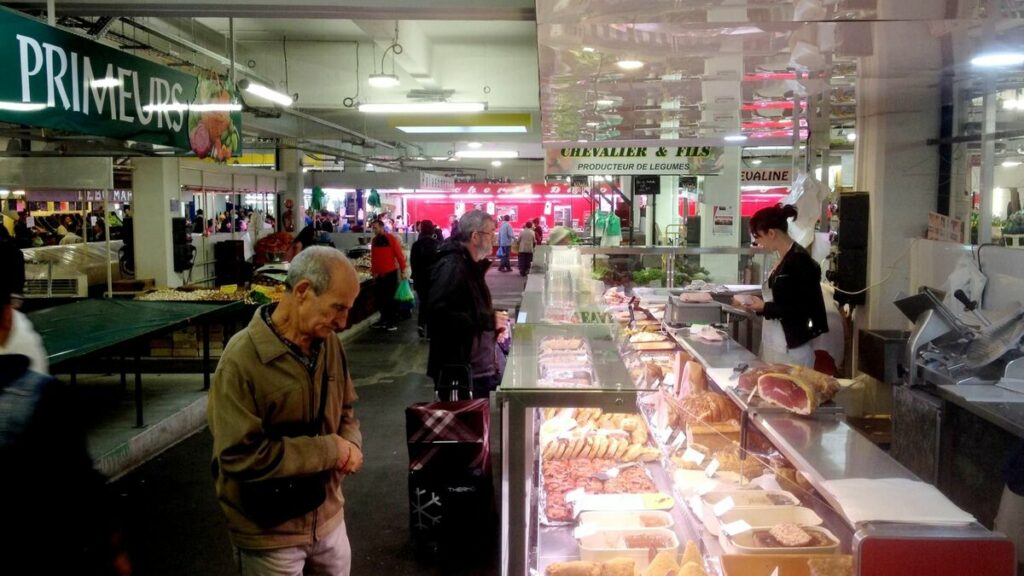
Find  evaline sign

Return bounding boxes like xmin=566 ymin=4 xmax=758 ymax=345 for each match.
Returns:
xmin=0 ymin=7 xmax=242 ymax=159
xmin=546 ymin=146 xmax=724 ymax=176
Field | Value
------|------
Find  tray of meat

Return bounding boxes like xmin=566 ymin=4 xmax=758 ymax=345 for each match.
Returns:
xmin=539 ymin=458 xmax=661 ymax=525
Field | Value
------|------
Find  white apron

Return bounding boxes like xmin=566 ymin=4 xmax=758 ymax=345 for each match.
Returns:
xmin=760 ymin=276 xmax=816 ymax=367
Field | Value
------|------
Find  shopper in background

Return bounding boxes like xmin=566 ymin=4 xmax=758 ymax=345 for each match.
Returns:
xmin=427 ymin=210 xmax=507 ymax=399
xmin=449 ymin=215 xmax=460 ymax=240
xmin=370 ymin=218 xmax=409 ymax=332
xmin=738 ymin=203 xmax=828 ymax=367
xmin=58 ymin=223 xmax=84 ymax=245
xmin=532 ymin=217 xmax=544 ymax=245
xmin=410 ymin=220 xmax=441 ymax=340
xmin=496 ymin=214 xmax=514 ymax=272
xmin=286 ymin=225 xmax=317 ymax=262
xmin=517 ymin=221 xmax=536 ymax=277
xmin=1 ymin=266 xmax=132 ymax=575
xmin=14 ymin=211 xmax=32 ymax=248
xmin=208 ymin=247 xmax=362 ymax=576
xmin=193 ymin=209 xmax=206 ymax=234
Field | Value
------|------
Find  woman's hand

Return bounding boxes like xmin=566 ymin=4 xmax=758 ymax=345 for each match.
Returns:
xmin=739 ymin=295 xmax=765 ymax=313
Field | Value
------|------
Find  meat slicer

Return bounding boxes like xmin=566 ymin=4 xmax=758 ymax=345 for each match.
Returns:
xmin=894 ymin=287 xmax=1024 ymax=388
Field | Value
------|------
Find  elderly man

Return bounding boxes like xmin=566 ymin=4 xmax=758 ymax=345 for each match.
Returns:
xmin=427 ymin=210 xmax=507 ymax=399
xmin=209 ymin=246 xmax=363 ymax=576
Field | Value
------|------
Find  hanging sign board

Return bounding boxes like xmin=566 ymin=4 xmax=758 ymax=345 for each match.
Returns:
xmin=741 ymin=168 xmax=793 ymax=185
xmin=713 ymin=205 xmax=735 ymax=236
xmin=545 ymin=146 xmax=725 ymax=176
xmin=0 ymin=7 xmax=242 ymax=159
xmin=633 ymin=175 xmax=661 ymax=195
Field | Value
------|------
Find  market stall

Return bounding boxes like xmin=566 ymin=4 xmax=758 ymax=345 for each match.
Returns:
xmin=29 ymin=298 xmax=245 ymax=427
xmin=499 ymin=248 xmax=1015 ymax=576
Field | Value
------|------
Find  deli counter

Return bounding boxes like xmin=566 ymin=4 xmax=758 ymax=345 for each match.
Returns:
xmin=498 ymin=247 xmax=1015 ymax=576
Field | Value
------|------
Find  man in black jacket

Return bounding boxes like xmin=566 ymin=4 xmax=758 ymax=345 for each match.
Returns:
xmin=426 ymin=210 xmax=502 ymax=399
xmin=410 ymin=220 xmax=441 ymax=339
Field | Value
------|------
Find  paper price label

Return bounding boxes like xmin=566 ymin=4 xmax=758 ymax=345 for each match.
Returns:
xmin=722 ymin=519 xmax=753 ymax=537
xmin=564 ymin=488 xmax=586 ymax=503
xmin=712 ymin=496 xmax=736 ymax=517
xmin=657 ymin=425 xmax=673 ymax=444
xmin=696 ymin=479 xmax=718 ymax=496
xmin=705 ymin=458 xmax=721 ymax=478
xmin=670 ymin=432 xmax=688 ymax=452
xmin=683 ymin=447 xmax=706 ymax=465
xmin=769 ymin=567 xmax=780 ymax=576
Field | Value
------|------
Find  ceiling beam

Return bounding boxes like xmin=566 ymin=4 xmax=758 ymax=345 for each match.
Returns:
xmin=7 ymin=1 xmax=535 ymax=20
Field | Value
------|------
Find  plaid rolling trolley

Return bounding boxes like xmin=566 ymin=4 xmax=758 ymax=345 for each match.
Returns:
xmin=406 ymin=366 xmax=494 ymax=556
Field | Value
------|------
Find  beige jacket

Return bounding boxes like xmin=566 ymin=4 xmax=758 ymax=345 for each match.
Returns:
xmin=208 ymin=307 xmax=362 ymax=550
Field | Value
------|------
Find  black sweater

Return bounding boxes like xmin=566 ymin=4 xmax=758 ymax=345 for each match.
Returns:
xmin=760 ymin=242 xmax=829 ymax=350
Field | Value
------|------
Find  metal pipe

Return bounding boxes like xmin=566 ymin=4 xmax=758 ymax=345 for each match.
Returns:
xmin=104 ymin=190 xmax=112 ymax=297
xmin=284 ymin=108 xmax=395 ymax=150
xmin=47 ymin=0 xmax=55 ymax=25
xmin=980 ymin=76 xmax=995 ymax=244
xmin=228 ymin=18 xmax=235 ymax=87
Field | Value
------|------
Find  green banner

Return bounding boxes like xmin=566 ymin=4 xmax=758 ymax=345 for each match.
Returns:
xmin=0 ymin=7 xmax=241 ymax=160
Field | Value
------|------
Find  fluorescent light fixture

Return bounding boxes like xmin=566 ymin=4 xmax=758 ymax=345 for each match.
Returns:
xmin=466 ymin=142 xmax=482 ymax=149
xmin=846 ymin=132 xmax=857 ymax=142
xmin=747 ymin=145 xmax=806 ymax=151
xmin=582 ymin=46 xmax=596 ymax=53
xmin=13 ymin=190 xmax=25 ymax=197
xmin=596 ymin=99 xmax=615 ymax=106
xmin=359 ymin=102 xmax=485 ymax=114
xmin=616 ymin=59 xmax=644 ymax=70
xmin=90 ymin=77 xmax=121 ymax=88
xmin=143 ymin=103 xmax=243 ymax=112
xmin=397 ymin=125 xmax=526 ymax=133
xmin=971 ymin=52 xmax=1024 ymax=67
xmin=491 ymin=160 xmax=503 ymax=167
xmin=0 ymin=101 xmax=46 ymax=112
xmin=430 ymin=156 xmax=451 ymax=161
xmin=239 ymin=79 xmax=293 ymax=106
xmin=577 ymin=139 xmax=589 ymax=143
xmin=0 ymin=189 xmax=8 ymax=198
xmin=585 ymin=121 xmax=601 ymax=127
xmin=1002 ymin=160 xmax=1022 ymax=167
xmin=454 ymin=150 xmax=519 ymax=159
xmin=750 ymin=159 xmax=763 ymax=165
xmin=724 ymin=134 xmax=748 ymax=142
xmin=1005 ymin=99 xmax=1021 ymax=110
xmin=367 ymin=73 xmax=400 ymax=88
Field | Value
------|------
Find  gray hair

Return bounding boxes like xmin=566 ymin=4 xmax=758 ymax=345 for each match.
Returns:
xmin=459 ymin=209 xmax=494 ymax=239
xmin=287 ymin=246 xmax=351 ymax=294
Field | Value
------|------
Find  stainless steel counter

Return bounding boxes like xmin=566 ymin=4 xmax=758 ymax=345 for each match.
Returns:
xmin=930 ymin=384 xmax=1024 ymax=439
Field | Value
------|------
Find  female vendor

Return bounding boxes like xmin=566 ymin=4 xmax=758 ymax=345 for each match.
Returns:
xmin=739 ymin=203 xmax=828 ymax=367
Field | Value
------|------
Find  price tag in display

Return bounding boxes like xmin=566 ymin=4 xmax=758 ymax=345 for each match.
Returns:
xmin=696 ymin=479 xmax=718 ymax=496
xmin=721 ymin=519 xmax=753 ymax=537
xmin=564 ymin=488 xmax=586 ymax=504
xmin=704 ymin=458 xmax=721 ymax=478
xmin=657 ymin=425 xmax=673 ymax=445
xmin=712 ymin=496 xmax=736 ymax=517
xmin=769 ymin=568 xmax=780 ymax=576
xmin=670 ymin=432 xmax=688 ymax=453
xmin=683 ymin=447 xmax=706 ymax=466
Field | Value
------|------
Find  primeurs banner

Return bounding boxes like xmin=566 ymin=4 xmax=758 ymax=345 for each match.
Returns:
xmin=0 ymin=7 xmax=241 ymax=160
xmin=545 ymin=145 xmax=725 ymax=176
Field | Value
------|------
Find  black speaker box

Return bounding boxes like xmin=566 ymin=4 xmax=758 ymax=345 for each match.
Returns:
xmin=171 ymin=217 xmax=189 ymax=245
xmin=835 ymin=247 xmax=867 ymax=306
xmin=838 ymin=192 xmax=869 ymax=249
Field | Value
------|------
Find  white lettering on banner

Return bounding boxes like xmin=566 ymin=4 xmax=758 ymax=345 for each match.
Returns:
xmin=82 ymin=58 xmax=115 ymax=118
xmin=14 ymin=32 xmax=190 ymax=129
xmin=44 ymin=43 xmax=70 ymax=109
xmin=117 ymin=67 xmax=134 ymax=122
xmin=17 ymin=35 xmax=43 ymax=102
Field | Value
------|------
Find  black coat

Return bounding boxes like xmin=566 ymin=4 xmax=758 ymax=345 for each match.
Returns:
xmin=761 ymin=242 xmax=829 ymax=350
xmin=426 ymin=240 xmax=494 ymax=381
xmin=410 ymin=234 xmax=440 ymax=293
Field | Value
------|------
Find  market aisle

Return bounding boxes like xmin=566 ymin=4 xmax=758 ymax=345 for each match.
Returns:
xmin=110 ymin=265 xmax=522 ymax=575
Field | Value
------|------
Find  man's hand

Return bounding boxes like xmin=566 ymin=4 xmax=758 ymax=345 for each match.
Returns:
xmin=402 ymin=267 xmax=412 ymax=280
xmin=333 ymin=435 xmax=363 ymax=474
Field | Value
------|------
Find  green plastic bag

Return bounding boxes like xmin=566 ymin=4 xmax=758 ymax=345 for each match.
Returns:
xmin=395 ymin=279 xmax=415 ymax=310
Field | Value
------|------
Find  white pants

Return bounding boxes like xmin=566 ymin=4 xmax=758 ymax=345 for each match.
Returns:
xmin=236 ymin=521 xmax=351 ymax=576
xmin=994 ymin=486 xmax=1024 ymax=572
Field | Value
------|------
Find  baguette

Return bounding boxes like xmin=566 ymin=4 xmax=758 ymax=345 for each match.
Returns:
xmin=546 ymin=561 xmax=602 ymax=576
xmin=623 ymin=443 xmax=643 ymax=462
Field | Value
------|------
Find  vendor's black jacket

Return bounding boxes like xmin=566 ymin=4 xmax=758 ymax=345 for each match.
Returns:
xmin=426 ymin=239 xmax=495 ymax=381
xmin=760 ymin=242 xmax=829 ymax=350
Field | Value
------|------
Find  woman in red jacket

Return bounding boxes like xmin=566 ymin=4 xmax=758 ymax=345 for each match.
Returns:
xmin=370 ymin=219 xmax=408 ymax=331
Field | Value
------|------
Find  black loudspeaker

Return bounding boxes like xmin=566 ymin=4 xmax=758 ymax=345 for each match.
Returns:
xmin=835 ymin=247 xmax=867 ymax=306
xmin=838 ymin=192 xmax=869 ymax=249
xmin=171 ymin=217 xmax=189 ymax=246
xmin=215 ymin=240 xmax=249 ymax=286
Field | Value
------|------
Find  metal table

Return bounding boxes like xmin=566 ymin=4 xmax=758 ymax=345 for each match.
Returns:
xmin=30 ymin=298 xmax=245 ymax=427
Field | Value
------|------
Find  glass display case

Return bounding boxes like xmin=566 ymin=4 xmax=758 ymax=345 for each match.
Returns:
xmin=500 ymin=248 xmax=1014 ymax=576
